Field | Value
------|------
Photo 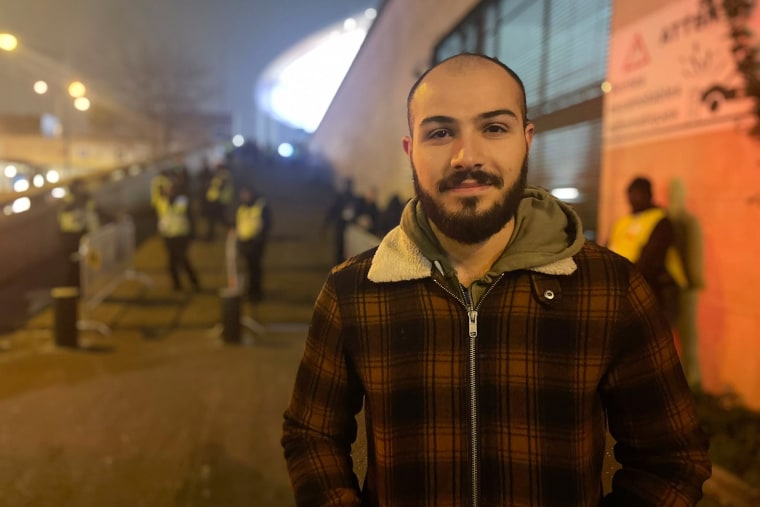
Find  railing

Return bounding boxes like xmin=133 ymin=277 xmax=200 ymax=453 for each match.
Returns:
xmin=76 ymin=215 xmax=151 ymax=335
xmin=344 ymin=223 xmax=381 ymax=258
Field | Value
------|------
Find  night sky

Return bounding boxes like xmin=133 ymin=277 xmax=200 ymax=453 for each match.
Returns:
xmin=0 ymin=0 xmax=378 ymax=135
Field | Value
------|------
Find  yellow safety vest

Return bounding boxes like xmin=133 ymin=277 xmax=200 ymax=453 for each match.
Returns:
xmin=151 ymin=174 xmax=171 ymax=208
xmin=155 ymin=195 xmax=190 ymax=237
xmin=206 ymin=174 xmax=233 ymax=204
xmin=236 ymin=199 xmax=266 ymax=241
xmin=608 ymin=208 xmax=688 ymax=288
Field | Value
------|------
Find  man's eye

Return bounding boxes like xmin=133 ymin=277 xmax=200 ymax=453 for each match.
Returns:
xmin=428 ymin=129 xmax=451 ymax=139
xmin=484 ymin=124 xmax=508 ymax=134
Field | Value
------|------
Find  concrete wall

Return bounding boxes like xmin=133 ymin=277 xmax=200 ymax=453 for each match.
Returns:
xmin=309 ymin=0 xmax=480 ymax=206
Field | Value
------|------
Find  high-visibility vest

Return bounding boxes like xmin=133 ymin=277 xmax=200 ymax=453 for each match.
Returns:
xmin=206 ymin=173 xmax=233 ymax=204
xmin=151 ymin=174 xmax=171 ymax=207
xmin=608 ymin=207 xmax=688 ymax=288
xmin=58 ymin=196 xmax=99 ymax=233
xmin=236 ymin=199 xmax=266 ymax=241
xmin=155 ymin=195 xmax=191 ymax=237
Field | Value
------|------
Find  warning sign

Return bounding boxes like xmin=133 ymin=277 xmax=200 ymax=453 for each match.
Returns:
xmin=603 ymin=0 xmax=758 ymax=147
xmin=623 ymin=33 xmax=650 ymax=72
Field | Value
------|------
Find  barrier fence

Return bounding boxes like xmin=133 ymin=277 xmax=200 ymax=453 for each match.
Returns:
xmin=76 ymin=215 xmax=151 ymax=336
xmin=50 ymin=215 xmax=149 ymax=345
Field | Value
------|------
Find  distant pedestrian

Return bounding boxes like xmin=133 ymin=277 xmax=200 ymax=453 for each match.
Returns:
xmin=607 ymin=176 xmax=687 ymax=323
xmin=376 ymin=193 xmax=406 ymax=236
xmin=155 ymin=176 xmax=200 ymax=291
xmin=204 ymin=163 xmax=234 ymax=241
xmin=235 ymin=186 xmax=272 ymax=302
xmin=323 ymin=178 xmax=360 ymax=264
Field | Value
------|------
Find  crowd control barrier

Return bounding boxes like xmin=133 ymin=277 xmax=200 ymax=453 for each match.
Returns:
xmin=76 ymin=215 xmax=152 ymax=336
xmin=345 ymin=223 xmax=382 ymax=259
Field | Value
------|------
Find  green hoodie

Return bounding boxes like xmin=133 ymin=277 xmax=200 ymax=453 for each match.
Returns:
xmin=399 ymin=186 xmax=586 ymax=304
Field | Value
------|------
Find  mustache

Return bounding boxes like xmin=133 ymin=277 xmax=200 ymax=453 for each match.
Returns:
xmin=438 ymin=169 xmax=504 ymax=192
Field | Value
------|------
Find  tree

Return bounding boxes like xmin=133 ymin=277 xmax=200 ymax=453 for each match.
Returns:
xmin=114 ymin=43 xmax=216 ymax=152
xmin=722 ymin=0 xmax=760 ymax=137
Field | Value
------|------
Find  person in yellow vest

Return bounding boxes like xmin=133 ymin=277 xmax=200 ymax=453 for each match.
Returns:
xmin=58 ymin=178 xmax=103 ymax=287
xmin=150 ymin=169 xmax=173 ymax=210
xmin=155 ymin=176 xmax=200 ymax=291
xmin=235 ymin=186 xmax=271 ymax=302
xmin=204 ymin=163 xmax=234 ymax=241
xmin=608 ymin=177 xmax=687 ymax=324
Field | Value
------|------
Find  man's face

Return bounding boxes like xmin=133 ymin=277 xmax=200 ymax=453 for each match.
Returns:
xmin=402 ymin=59 xmax=534 ymax=244
xmin=627 ymin=188 xmax=650 ymax=213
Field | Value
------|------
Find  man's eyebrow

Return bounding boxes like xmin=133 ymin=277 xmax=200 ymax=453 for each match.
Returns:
xmin=418 ymin=115 xmax=455 ymax=128
xmin=418 ymin=109 xmax=520 ymax=128
xmin=479 ymin=109 xmax=519 ymax=121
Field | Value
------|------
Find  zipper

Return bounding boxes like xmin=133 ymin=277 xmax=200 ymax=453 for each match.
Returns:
xmin=433 ymin=274 xmax=504 ymax=507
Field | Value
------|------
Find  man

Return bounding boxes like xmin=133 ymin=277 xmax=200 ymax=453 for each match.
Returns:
xmin=282 ymin=54 xmax=710 ymax=506
xmin=324 ymin=177 xmax=361 ymax=264
xmin=155 ymin=175 xmax=200 ymax=291
xmin=235 ymin=186 xmax=271 ymax=302
xmin=607 ymin=177 xmax=688 ymax=324
xmin=203 ymin=163 xmax=234 ymax=241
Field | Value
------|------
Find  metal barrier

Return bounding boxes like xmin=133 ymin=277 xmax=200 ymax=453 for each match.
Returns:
xmin=76 ymin=215 xmax=151 ymax=335
xmin=214 ymin=230 xmax=265 ymax=344
xmin=345 ymin=223 xmax=382 ymax=258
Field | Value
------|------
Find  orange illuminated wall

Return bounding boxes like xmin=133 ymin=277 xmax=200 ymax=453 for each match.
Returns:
xmin=600 ymin=0 xmax=760 ymax=409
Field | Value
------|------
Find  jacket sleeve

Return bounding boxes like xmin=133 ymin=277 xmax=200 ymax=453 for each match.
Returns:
xmin=601 ymin=266 xmax=711 ymax=506
xmin=282 ymin=274 xmax=364 ymax=506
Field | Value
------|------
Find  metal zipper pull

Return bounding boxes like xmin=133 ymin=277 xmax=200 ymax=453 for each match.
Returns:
xmin=468 ymin=309 xmax=478 ymax=338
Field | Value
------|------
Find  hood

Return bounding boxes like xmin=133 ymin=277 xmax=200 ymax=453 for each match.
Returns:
xmin=368 ymin=186 xmax=585 ymax=283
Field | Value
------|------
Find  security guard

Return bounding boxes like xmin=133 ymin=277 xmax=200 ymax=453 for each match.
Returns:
xmin=204 ymin=163 xmax=234 ymax=241
xmin=58 ymin=178 xmax=100 ymax=287
xmin=155 ymin=176 xmax=200 ymax=291
xmin=235 ymin=186 xmax=271 ymax=302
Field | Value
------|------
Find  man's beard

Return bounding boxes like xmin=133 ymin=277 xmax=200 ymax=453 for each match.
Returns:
xmin=413 ymin=158 xmax=528 ymax=245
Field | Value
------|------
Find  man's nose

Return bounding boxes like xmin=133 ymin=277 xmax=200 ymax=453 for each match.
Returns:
xmin=450 ymin=134 xmax=483 ymax=170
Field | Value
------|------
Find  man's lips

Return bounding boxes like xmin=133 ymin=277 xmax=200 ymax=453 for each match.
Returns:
xmin=438 ymin=170 xmax=503 ymax=192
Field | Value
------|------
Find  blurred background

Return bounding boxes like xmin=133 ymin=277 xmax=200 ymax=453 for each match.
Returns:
xmin=1 ymin=0 xmax=759 ymax=505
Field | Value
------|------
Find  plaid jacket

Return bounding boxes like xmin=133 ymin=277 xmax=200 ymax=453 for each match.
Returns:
xmin=282 ymin=228 xmax=710 ymax=507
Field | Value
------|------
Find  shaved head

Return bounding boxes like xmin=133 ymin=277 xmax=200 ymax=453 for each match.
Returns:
xmin=407 ymin=53 xmax=529 ymax=133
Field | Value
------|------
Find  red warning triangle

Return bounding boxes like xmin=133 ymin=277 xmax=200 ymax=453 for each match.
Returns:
xmin=623 ymin=33 xmax=650 ymax=72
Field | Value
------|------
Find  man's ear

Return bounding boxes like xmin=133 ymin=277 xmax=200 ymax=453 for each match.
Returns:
xmin=402 ymin=136 xmax=412 ymax=157
xmin=524 ymin=123 xmax=535 ymax=150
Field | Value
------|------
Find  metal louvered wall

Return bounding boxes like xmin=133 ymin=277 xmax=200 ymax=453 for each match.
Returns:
xmin=433 ymin=0 xmax=613 ymax=239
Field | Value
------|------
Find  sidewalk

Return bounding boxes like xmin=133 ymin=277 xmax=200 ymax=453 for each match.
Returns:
xmin=0 ymin=170 xmax=338 ymax=506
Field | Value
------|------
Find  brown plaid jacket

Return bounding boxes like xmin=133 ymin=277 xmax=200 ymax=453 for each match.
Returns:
xmin=282 ymin=234 xmax=710 ymax=506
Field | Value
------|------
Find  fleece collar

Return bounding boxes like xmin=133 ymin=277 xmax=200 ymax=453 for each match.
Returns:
xmin=367 ymin=187 xmax=583 ymax=283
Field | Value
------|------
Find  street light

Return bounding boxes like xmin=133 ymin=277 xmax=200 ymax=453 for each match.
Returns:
xmin=73 ymin=96 xmax=90 ymax=111
xmin=67 ymin=81 xmax=86 ymax=98
xmin=33 ymin=80 xmax=48 ymax=94
xmin=0 ymin=33 xmax=18 ymax=52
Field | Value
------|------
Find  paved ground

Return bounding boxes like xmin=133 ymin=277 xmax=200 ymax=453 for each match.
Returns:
xmin=0 ymin=161 xmax=754 ymax=506
xmin=0 ymin=165 xmax=341 ymax=506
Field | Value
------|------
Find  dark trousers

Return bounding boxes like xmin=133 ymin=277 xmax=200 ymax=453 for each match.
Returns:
xmin=204 ymin=202 xmax=227 ymax=241
xmin=164 ymin=236 xmax=199 ymax=290
xmin=239 ymin=239 xmax=265 ymax=300
xmin=334 ymin=223 xmax=347 ymax=265
xmin=61 ymin=232 xmax=84 ymax=287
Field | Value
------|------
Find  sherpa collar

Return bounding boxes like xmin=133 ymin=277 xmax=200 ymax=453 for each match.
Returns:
xmin=367 ymin=226 xmax=577 ymax=283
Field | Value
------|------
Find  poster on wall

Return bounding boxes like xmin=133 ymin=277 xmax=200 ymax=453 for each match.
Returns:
xmin=603 ymin=0 xmax=760 ymax=147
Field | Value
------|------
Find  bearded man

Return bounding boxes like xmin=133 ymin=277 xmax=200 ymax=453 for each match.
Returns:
xmin=282 ymin=53 xmax=710 ymax=507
